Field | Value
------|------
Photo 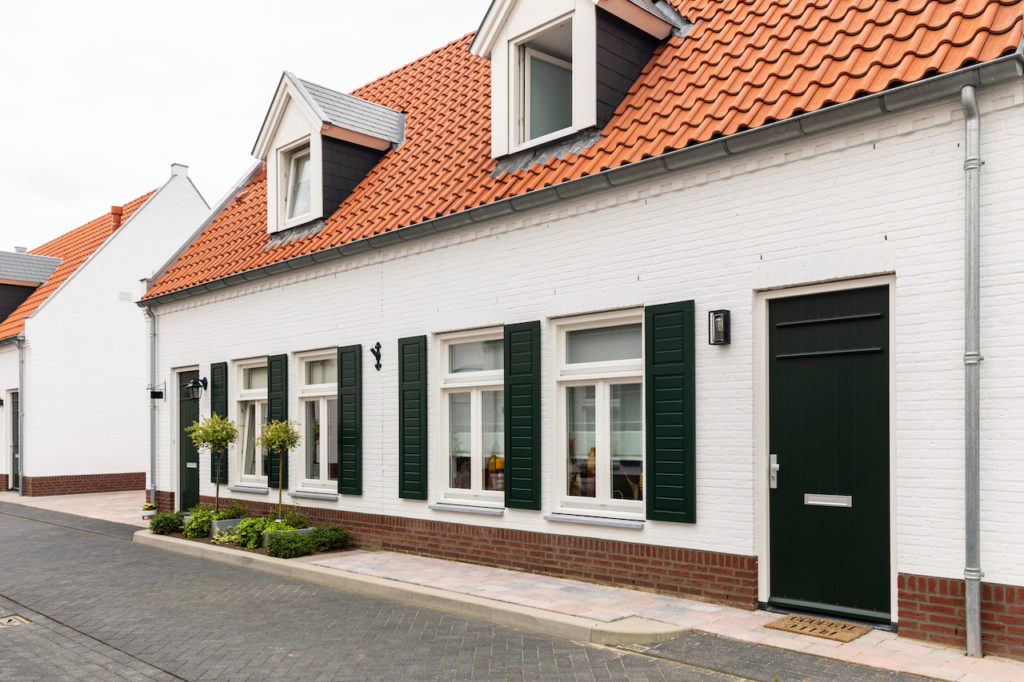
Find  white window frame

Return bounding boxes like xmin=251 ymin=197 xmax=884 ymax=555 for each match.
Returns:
xmin=436 ymin=327 xmax=505 ymax=507
xmin=553 ymin=308 xmax=645 ymax=518
xmin=297 ymin=350 xmax=338 ymax=489
xmin=519 ymin=46 xmax=573 ymax=146
xmin=236 ymin=359 xmax=269 ymax=484
xmin=279 ymin=137 xmax=313 ymax=230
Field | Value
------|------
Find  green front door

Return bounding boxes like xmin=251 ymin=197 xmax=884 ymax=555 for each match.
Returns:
xmin=10 ymin=391 xmax=19 ymax=491
xmin=768 ymin=285 xmax=890 ymax=622
xmin=178 ymin=371 xmax=200 ymax=511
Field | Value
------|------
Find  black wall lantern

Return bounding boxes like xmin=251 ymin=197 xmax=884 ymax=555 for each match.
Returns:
xmin=708 ymin=309 xmax=731 ymax=345
xmin=184 ymin=377 xmax=208 ymax=401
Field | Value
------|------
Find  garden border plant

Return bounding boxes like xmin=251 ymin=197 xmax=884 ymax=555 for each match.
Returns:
xmin=185 ymin=413 xmax=239 ymax=511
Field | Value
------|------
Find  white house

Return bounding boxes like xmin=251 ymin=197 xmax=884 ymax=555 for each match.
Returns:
xmin=139 ymin=0 xmax=1024 ymax=659
xmin=0 ymin=164 xmax=208 ymax=496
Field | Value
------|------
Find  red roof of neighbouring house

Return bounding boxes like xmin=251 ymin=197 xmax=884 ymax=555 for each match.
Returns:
xmin=145 ymin=0 xmax=1023 ymax=299
xmin=0 ymin=191 xmax=154 ymax=340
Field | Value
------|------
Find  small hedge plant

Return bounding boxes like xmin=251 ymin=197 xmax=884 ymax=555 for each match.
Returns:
xmin=233 ymin=517 xmax=271 ymax=548
xmin=150 ymin=511 xmax=185 ymax=535
xmin=266 ymin=531 xmax=315 ymax=558
xmin=308 ymin=525 xmax=351 ymax=552
xmin=213 ymin=501 xmax=248 ymax=521
xmin=183 ymin=505 xmax=215 ymax=539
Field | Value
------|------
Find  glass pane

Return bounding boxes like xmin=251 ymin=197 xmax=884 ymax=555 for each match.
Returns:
xmin=259 ymin=403 xmax=269 ymax=479
xmin=305 ymin=401 xmax=320 ymax=480
xmin=305 ymin=358 xmax=337 ymax=385
xmin=567 ymin=324 xmax=641 ymax=364
xmin=287 ymin=151 xmax=311 ymax=218
xmin=566 ymin=385 xmax=596 ymax=497
xmin=610 ymin=383 xmax=643 ymax=501
xmin=244 ymin=366 xmax=267 ymax=390
xmin=243 ymin=403 xmax=256 ymax=475
xmin=481 ymin=390 xmax=504 ymax=491
xmin=449 ymin=393 xmax=471 ymax=489
xmin=327 ymin=399 xmax=338 ymax=481
xmin=529 ymin=55 xmax=572 ymax=139
xmin=449 ymin=339 xmax=503 ymax=373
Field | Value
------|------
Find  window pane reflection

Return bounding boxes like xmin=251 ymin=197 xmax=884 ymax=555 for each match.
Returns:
xmin=481 ymin=390 xmax=504 ymax=491
xmin=610 ymin=383 xmax=642 ymax=501
xmin=566 ymin=385 xmax=595 ymax=497
xmin=449 ymin=393 xmax=471 ymax=489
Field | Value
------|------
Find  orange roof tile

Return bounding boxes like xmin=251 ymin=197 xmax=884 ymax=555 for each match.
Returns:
xmin=145 ymin=0 xmax=1022 ymax=299
xmin=0 ymin=191 xmax=155 ymax=340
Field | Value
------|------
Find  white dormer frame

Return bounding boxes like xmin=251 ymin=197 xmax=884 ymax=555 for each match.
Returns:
xmin=471 ymin=0 xmax=672 ymax=158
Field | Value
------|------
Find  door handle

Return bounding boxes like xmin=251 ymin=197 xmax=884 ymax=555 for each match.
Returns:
xmin=769 ymin=454 xmax=780 ymax=489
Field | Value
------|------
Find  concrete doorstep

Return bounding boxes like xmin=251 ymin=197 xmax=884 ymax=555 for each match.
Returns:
xmin=132 ymin=530 xmax=686 ymax=646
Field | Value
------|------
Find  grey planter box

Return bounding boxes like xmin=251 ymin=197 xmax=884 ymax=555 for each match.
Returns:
xmin=209 ymin=518 xmax=243 ymax=536
xmin=262 ymin=527 xmax=314 ymax=548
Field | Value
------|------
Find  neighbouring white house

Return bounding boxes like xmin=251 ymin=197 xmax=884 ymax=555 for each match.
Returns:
xmin=138 ymin=0 xmax=1024 ymax=660
xmin=0 ymin=164 xmax=208 ymax=496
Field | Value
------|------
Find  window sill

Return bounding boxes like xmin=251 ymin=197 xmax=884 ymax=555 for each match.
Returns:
xmin=429 ymin=502 xmax=505 ymax=516
xmin=227 ymin=484 xmax=270 ymax=495
xmin=292 ymin=489 xmax=340 ymax=501
xmin=544 ymin=513 xmax=644 ymax=530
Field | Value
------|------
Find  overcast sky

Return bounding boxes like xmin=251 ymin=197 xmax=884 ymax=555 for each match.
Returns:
xmin=0 ymin=0 xmax=489 ymax=251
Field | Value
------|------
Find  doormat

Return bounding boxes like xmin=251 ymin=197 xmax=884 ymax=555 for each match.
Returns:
xmin=764 ymin=614 xmax=872 ymax=642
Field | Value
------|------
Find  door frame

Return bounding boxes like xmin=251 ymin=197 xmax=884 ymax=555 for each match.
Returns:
xmin=174 ymin=366 xmax=201 ymax=511
xmin=6 ymin=389 xmax=18 ymax=491
xmin=754 ymin=275 xmax=897 ymax=621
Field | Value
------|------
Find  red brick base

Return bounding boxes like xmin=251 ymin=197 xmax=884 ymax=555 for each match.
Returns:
xmin=899 ymin=573 xmax=1024 ymax=660
xmin=21 ymin=472 xmax=146 ymax=496
xmin=0 ymin=474 xmax=7 ymax=490
xmin=191 ymin=493 xmax=758 ymax=609
xmin=154 ymin=489 xmax=175 ymax=511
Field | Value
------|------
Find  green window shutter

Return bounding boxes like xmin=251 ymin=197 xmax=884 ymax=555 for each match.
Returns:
xmin=398 ymin=336 xmax=427 ymax=500
xmin=210 ymin=362 xmax=228 ymax=485
xmin=645 ymin=300 xmax=696 ymax=523
xmin=267 ymin=353 xmax=289 ymax=490
xmin=337 ymin=345 xmax=362 ymax=495
xmin=504 ymin=321 xmax=541 ymax=510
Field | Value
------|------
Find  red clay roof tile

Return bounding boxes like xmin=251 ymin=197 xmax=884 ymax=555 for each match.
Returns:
xmin=145 ymin=0 xmax=1023 ymax=299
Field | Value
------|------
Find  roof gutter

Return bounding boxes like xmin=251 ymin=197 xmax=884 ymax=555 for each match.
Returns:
xmin=139 ymin=52 xmax=1024 ymax=308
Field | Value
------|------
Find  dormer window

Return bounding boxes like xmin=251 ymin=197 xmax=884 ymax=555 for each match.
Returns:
xmin=285 ymin=146 xmax=312 ymax=221
xmin=520 ymin=20 xmax=573 ymax=144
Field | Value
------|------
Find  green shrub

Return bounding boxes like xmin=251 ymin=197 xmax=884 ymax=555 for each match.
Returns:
xmin=275 ymin=505 xmax=310 ymax=529
xmin=150 ymin=511 xmax=184 ymax=535
xmin=233 ymin=517 xmax=270 ymax=549
xmin=308 ymin=525 xmax=351 ymax=552
xmin=211 ymin=528 xmax=241 ymax=545
xmin=266 ymin=531 xmax=314 ymax=559
xmin=183 ymin=506 xmax=214 ymax=539
xmin=213 ymin=501 xmax=248 ymax=521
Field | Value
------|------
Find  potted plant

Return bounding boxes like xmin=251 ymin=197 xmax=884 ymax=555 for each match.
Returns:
xmin=141 ymin=502 xmax=157 ymax=520
xmin=185 ymin=413 xmax=239 ymax=511
xmin=258 ymin=419 xmax=301 ymax=518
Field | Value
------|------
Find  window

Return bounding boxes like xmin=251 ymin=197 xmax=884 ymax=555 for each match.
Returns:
xmin=518 ymin=19 xmax=572 ymax=144
xmin=556 ymin=310 xmax=644 ymax=515
xmin=300 ymin=354 xmax=337 ymax=486
xmin=439 ymin=330 xmax=505 ymax=503
xmin=237 ymin=363 xmax=268 ymax=480
xmin=285 ymin=146 xmax=312 ymax=221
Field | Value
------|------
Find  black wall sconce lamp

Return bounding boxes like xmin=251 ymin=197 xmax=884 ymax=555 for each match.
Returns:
xmin=0 ymin=397 xmax=5 ymax=408
xmin=708 ymin=310 xmax=731 ymax=345
xmin=184 ymin=377 xmax=208 ymax=401
xmin=370 ymin=342 xmax=382 ymax=371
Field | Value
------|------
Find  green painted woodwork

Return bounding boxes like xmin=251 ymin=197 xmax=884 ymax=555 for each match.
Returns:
xmin=398 ymin=336 xmax=427 ymax=499
xmin=504 ymin=321 xmax=541 ymax=510
xmin=10 ymin=390 xmax=18 ymax=490
xmin=644 ymin=300 xmax=696 ymax=523
xmin=178 ymin=370 xmax=200 ymax=510
xmin=768 ymin=285 xmax=890 ymax=622
xmin=267 ymin=354 xmax=289 ymax=490
xmin=337 ymin=345 xmax=362 ymax=495
xmin=209 ymin=362 xmax=228 ymax=484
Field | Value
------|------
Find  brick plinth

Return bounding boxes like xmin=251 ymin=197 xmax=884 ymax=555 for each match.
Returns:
xmin=154 ymin=490 xmax=175 ymax=512
xmin=21 ymin=472 xmax=145 ymax=496
xmin=898 ymin=573 xmax=1024 ymax=660
xmin=0 ymin=474 xmax=7 ymax=490
xmin=196 ymin=494 xmax=758 ymax=608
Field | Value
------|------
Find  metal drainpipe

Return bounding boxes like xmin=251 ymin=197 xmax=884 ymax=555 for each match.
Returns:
xmin=145 ymin=307 xmax=158 ymax=507
xmin=14 ymin=336 xmax=24 ymax=496
xmin=960 ymin=84 xmax=983 ymax=658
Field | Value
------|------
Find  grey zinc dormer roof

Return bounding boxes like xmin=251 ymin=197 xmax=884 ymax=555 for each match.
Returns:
xmin=288 ymin=72 xmax=405 ymax=147
xmin=0 ymin=251 xmax=61 ymax=285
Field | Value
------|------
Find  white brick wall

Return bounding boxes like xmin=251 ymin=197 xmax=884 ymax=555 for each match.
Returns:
xmin=0 ymin=343 xmax=18 ymax=480
xmin=152 ymin=80 xmax=1024 ymax=587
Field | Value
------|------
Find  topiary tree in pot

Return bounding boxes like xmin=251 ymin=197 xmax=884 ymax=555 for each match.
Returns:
xmin=185 ymin=413 xmax=239 ymax=512
xmin=258 ymin=419 xmax=301 ymax=519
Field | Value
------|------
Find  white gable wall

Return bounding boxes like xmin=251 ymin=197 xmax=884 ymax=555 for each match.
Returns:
xmin=150 ymin=80 xmax=1024 ymax=590
xmin=22 ymin=173 xmax=208 ymax=482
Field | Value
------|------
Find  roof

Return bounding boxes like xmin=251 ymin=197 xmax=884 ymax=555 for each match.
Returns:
xmin=145 ymin=0 xmax=1023 ymax=300
xmin=0 ymin=251 xmax=62 ymax=285
xmin=292 ymin=74 xmax=405 ymax=146
xmin=0 ymin=191 xmax=154 ymax=340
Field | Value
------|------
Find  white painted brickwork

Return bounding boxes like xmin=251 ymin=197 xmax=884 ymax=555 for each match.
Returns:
xmin=152 ymin=81 xmax=1024 ymax=587
xmin=0 ymin=344 xmax=17 ymax=479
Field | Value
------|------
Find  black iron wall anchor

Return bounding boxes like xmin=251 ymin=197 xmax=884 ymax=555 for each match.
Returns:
xmin=370 ymin=342 xmax=382 ymax=371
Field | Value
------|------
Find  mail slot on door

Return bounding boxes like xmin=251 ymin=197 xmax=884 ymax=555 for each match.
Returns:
xmin=804 ymin=493 xmax=852 ymax=507
xmin=185 ymin=462 xmax=198 ymax=469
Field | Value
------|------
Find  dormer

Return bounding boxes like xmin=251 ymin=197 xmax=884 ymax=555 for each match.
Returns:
xmin=471 ymin=0 xmax=680 ymax=159
xmin=253 ymin=72 xmax=405 ymax=234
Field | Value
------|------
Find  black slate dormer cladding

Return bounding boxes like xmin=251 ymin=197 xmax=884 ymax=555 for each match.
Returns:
xmin=322 ymin=138 xmax=387 ymax=216
xmin=596 ymin=8 xmax=661 ymax=131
